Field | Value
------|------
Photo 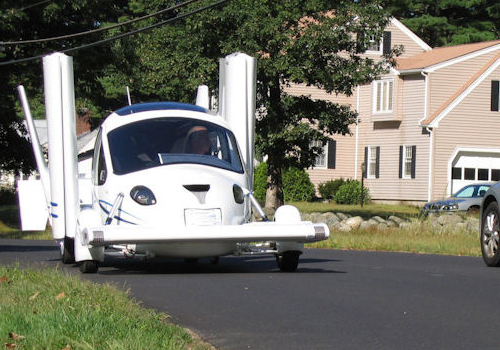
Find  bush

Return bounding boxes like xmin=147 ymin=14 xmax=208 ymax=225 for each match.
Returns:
xmin=334 ymin=179 xmax=370 ymax=205
xmin=253 ymin=162 xmax=316 ymax=202
xmin=253 ymin=162 xmax=267 ymax=201
xmin=282 ymin=166 xmax=315 ymax=202
xmin=318 ymin=178 xmax=345 ymax=200
xmin=0 ymin=187 xmax=17 ymax=205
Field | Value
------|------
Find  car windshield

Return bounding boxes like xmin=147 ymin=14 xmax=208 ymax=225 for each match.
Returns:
xmin=107 ymin=117 xmax=244 ymax=175
xmin=454 ymin=184 xmax=490 ymax=198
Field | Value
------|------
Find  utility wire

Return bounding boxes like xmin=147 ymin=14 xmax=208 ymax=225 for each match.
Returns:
xmin=17 ymin=0 xmax=52 ymax=12
xmin=0 ymin=0 xmax=230 ymax=67
xmin=0 ymin=0 xmax=199 ymax=45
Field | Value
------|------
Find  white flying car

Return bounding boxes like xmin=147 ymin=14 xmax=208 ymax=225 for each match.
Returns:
xmin=17 ymin=52 xmax=329 ymax=273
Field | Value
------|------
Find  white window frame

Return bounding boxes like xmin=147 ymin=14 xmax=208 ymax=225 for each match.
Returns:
xmin=311 ymin=140 xmax=327 ymax=168
xmin=373 ymin=79 xmax=394 ymax=114
xmin=366 ymin=35 xmax=382 ymax=54
xmin=367 ymin=146 xmax=378 ymax=179
xmin=402 ymin=145 xmax=413 ymax=179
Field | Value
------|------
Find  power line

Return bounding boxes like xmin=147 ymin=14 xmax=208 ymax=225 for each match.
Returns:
xmin=17 ymin=0 xmax=52 ymax=12
xmin=0 ymin=0 xmax=230 ymax=67
xmin=0 ymin=0 xmax=199 ymax=45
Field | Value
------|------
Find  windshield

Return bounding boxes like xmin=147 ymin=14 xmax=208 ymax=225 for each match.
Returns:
xmin=454 ymin=184 xmax=490 ymax=198
xmin=107 ymin=117 xmax=244 ymax=175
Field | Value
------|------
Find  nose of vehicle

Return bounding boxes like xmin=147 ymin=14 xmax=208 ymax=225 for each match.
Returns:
xmin=183 ymin=184 xmax=210 ymax=204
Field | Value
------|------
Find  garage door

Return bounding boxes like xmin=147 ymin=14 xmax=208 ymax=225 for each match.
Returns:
xmin=451 ymin=151 xmax=500 ymax=194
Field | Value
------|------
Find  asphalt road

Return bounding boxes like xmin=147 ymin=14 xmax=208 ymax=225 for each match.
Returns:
xmin=1 ymin=239 xmax=500 ymax=350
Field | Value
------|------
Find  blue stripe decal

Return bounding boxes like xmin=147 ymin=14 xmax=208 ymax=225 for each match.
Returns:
xmin=98 ymin=200 xmax=137 ymax=225
xmin=51 ymin=213 xmax=58 ymax=218
xmin=50 ymin=202 xmax=58 ymax=207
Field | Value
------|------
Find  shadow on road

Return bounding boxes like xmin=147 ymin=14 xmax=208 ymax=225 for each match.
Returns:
xmin=93 ymin=255 xmax=346 ymax=275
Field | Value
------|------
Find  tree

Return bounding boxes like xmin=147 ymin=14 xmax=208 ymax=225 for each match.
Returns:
xmin=0 ymin=0 xmax=128 ymax=175
xmin=115 ymin=0 xmax=397 ymax=208
xmin=387 ymin=0 xmax=500 ymax=47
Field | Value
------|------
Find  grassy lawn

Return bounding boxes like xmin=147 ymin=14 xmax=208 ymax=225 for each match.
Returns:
xmin=0 ymin=205 xmax=52 ymax=240
xmin=308 ymin=223 xmax=481 ymax=257
xmin=0 ymin=265 xmax=212 ymax=350
xmin=289 ymin=201 xmax=481 ymax=257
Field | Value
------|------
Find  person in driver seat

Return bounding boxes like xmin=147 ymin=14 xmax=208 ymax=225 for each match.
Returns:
xmin=186 ymin=125 xmax=211 ymax=155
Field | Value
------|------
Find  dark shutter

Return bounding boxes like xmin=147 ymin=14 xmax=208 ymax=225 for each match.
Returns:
xmin=398 ymin=146 xmax=403 ymax=179
xmin=363 ymin=147 xmax=368 ymax=178
xmin=327 ymin=140 xmax=336 ymax=169
xmin=383 ymin=31 xmax=392 ymax=55
xmin=411 ymin=146 xmax=416 ymax=179
xmin=492 ymin=80 xmax=499 ymax=111
xmin=357 ymin=32 xmax=365 ymax=52
xmin=375 ymin=146 xmax=380 ymax=178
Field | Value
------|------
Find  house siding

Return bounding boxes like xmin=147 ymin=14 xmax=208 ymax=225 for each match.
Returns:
xmin=432 ymin=66 xmax=500 ymax=199
xmin=362 ymin=74 xmax=429 ymax=201
xmin=429 ymin=51 xmax=499 ymax=118
xmin=385 ymin=21 xmax=429 ymax=58
xmin=283 ymin=84 xmax=358 ymax=186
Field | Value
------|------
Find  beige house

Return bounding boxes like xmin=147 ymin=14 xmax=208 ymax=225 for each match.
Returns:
xmin=287 ymin=18 xmax=500 ymax=204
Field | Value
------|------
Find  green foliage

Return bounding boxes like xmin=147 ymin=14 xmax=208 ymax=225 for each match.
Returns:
xmin=318 ymin=178 xmax=345 ymax=200
xmin=254 ymin=162 xmax=315 ymax=202
xmin=387 ymin=0 xmax=500 ymax=47
xmin=253 ymin=162 xmax=267 ymax=202
xmin=334 ymin=179 xmax=370 ymax=205
xmin=0 ymin=187 xmax=16 ymax=205
xmin=282 ymin=166 xmax=316 ymax=202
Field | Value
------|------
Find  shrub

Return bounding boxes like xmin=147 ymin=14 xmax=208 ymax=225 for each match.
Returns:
xmin=253 ymin=162 xmax=267 ymax=201
xmin=318 ymin=178 xmax=345 ymax=200
xmin=282 ymin=166 xmax=315 ymax=202
xmin=334 ymin=179 xmax=370 ymax=205
xmin=253 ymin=162 xmax=316 ymax=202
xmin=0 ymin=187 xmax=17 ymax=205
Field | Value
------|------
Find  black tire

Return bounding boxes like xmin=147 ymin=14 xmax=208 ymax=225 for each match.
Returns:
xmin=61 ymin=237 xmax=75 ymax=264
xmin=481 ymin=201 xmax=500 ymax=266
xmin=276 ymin=251 xmax=302 ymax=272
xmin=79 ymin=260 xmax=99 ymax=273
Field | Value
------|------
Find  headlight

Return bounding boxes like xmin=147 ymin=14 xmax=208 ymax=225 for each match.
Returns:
xmin=442 ymin=202 xmax=459 ymax=211
xmin=130 ymin=186 xmax=156 ymax=205
xmin=233 ymin=184 xmax=245 ymax=204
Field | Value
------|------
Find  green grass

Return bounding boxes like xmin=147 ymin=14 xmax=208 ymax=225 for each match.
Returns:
xmin=0 ymin=265 xmax=213 ymax=350
xmin=308 ymin=221 xmax=481 ymax=256
xmin=291 ymin=201 xmax=481 ymax=257
xmin=0 ymin=205 xmax=52 ymax=240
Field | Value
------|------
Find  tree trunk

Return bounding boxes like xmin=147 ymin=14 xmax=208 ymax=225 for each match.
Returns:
xmin=265 ymin=160 xmax=284 ymax=209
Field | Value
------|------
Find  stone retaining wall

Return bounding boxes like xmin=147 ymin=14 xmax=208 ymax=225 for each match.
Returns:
xmin=301 ymin=212 xmax=480 ymax=232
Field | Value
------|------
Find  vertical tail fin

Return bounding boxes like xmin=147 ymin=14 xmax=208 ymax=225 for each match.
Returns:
xmin=43 ymin=53 xmax=79 ymax=240
xmin=219 ymin=53 xmax=257 ymax=189
xmin=17 ymin=85 xmax=51 ymax=205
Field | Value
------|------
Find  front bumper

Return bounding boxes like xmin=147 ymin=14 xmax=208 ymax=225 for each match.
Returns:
xmin=81 ymin=221 xmax=329 ymax=247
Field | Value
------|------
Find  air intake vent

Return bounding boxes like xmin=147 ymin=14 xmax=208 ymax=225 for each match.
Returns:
xmin=183 ymin=184 xmax=210 ymax=192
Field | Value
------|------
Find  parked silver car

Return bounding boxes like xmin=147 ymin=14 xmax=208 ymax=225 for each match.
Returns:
xmin=422 ymin=183 xmax=492 ymax=214
xmin=480 ymin=182 xmax=500 ymax=266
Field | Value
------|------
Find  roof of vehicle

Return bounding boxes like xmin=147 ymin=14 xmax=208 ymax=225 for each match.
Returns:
xmin=115 ymin=102 xmax=207 ymax=116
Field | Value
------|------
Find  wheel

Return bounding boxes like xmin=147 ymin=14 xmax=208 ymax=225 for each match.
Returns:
xmin=60 ymin=237 xmax=75 ymax=264
xmin=481 ymin=202 xmax=500 ymax=266
xmin=276 ymin=251 xmax=301 ymax=272
xmin=79 ymin=260 xmax=99 ymax=273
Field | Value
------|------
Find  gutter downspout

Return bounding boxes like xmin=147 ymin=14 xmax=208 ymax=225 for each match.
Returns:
xmin=354 ymin=85 xmax=360 ymax=180
xmin=421 ymin=71 xmax=432 ymax=202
